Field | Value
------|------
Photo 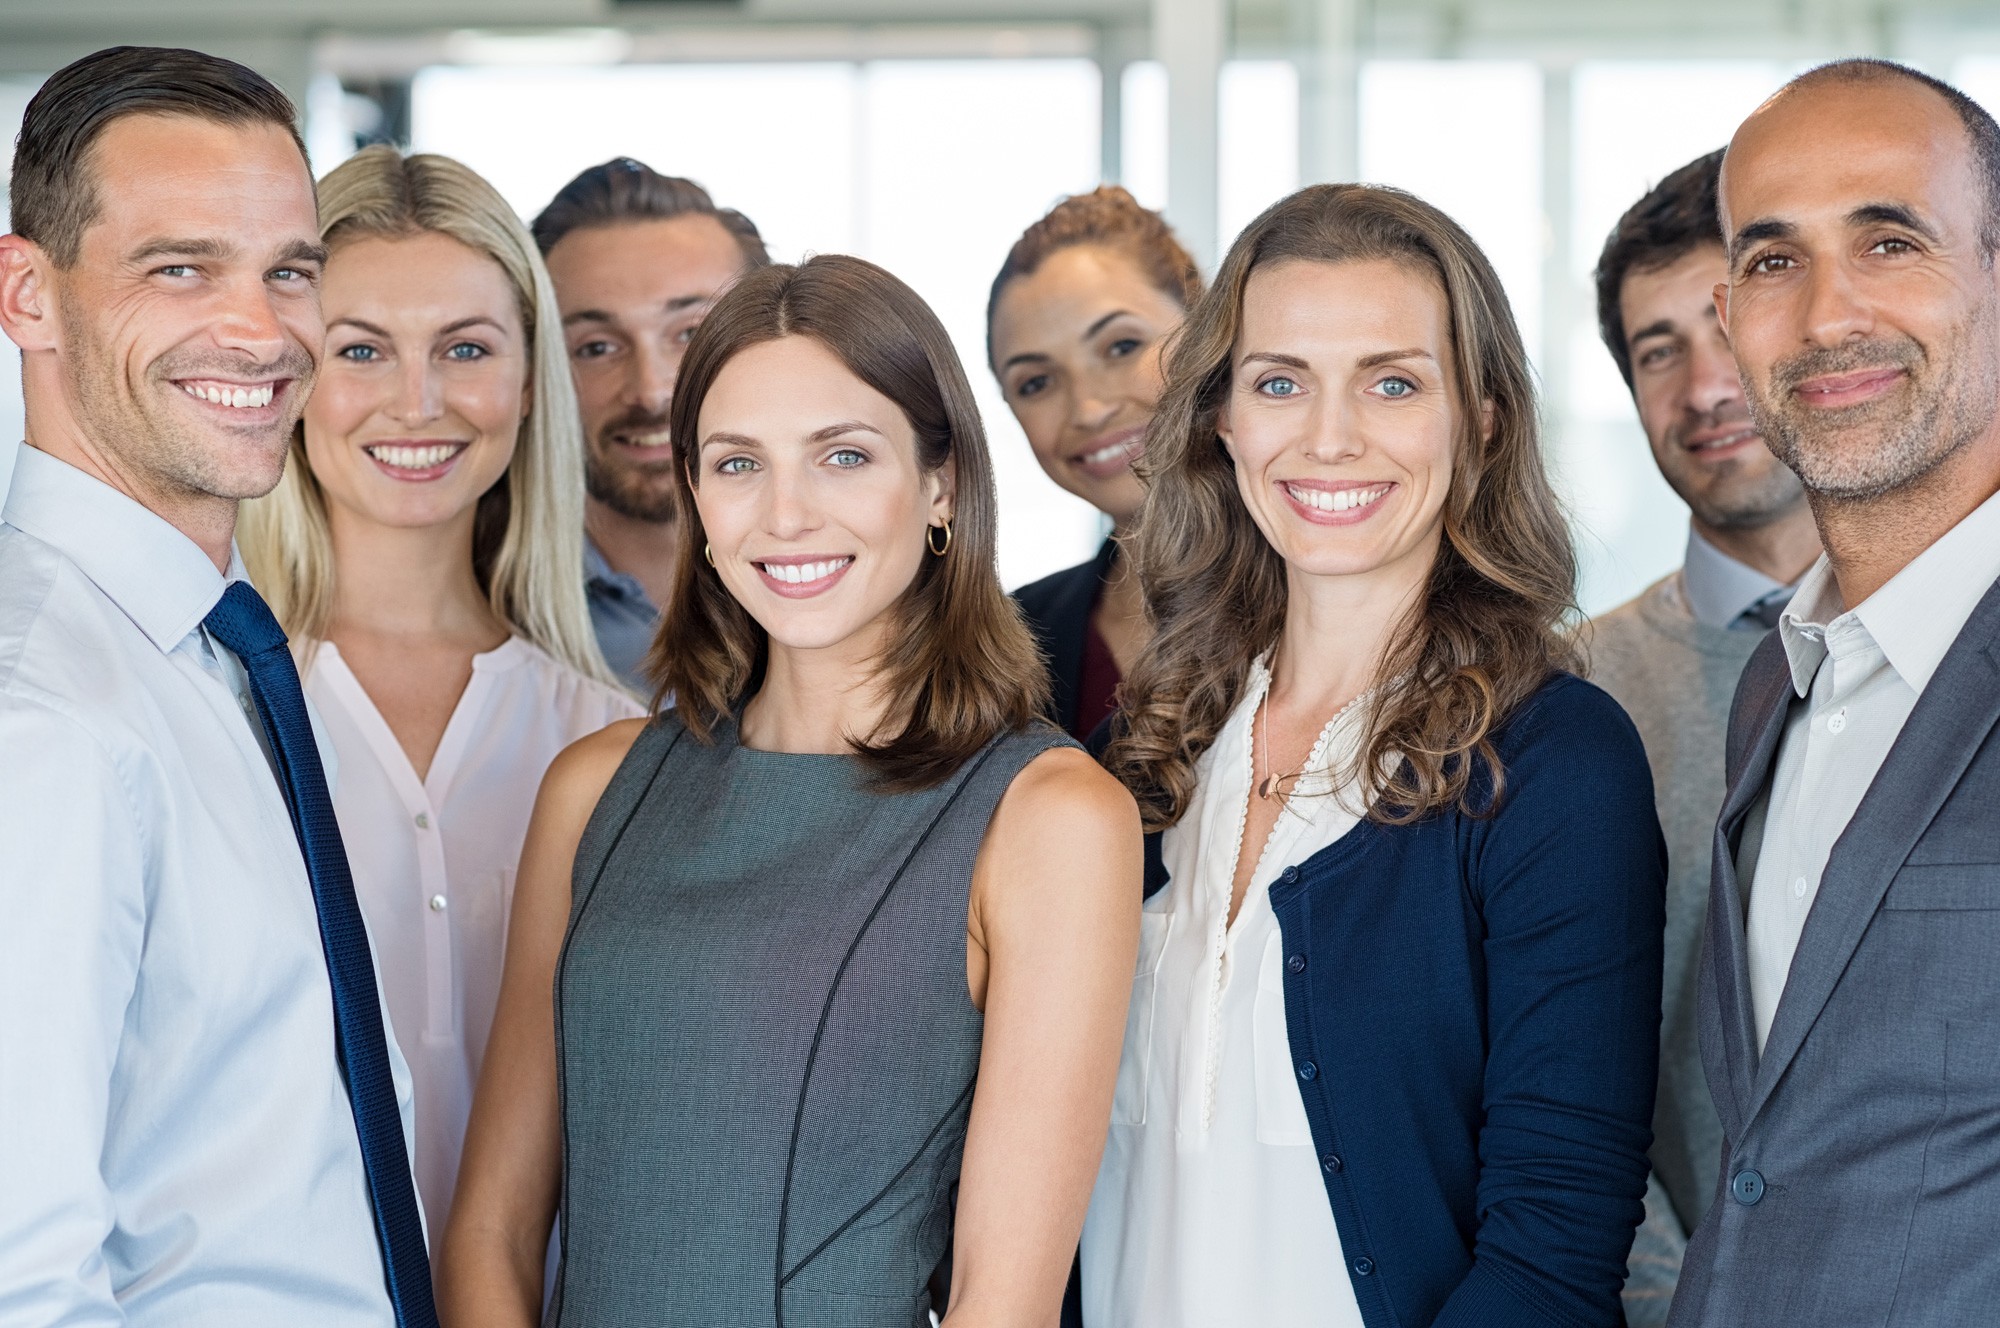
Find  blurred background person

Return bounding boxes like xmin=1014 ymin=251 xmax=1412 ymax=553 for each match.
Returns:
xmin=1095 ymin=183 xmax=1666 ymax=1327
xmin=442 ymin=255 xmax=1139 ymax=1328
xmin=987 ymin=186 xmax=1201 ymax=737
xmin=532 ymin=158 xmax=770 ymax=690
xmin=241 ymin=145 xmax=640 ymax=1234
xmin=1583 ymin=148 xmax=1820 ymax=1325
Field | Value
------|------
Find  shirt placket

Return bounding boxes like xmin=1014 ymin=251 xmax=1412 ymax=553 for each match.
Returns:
xmin=412 ymin=797 xmax=454 ymax=1040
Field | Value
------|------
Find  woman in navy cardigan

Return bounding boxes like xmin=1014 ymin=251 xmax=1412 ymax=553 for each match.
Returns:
xmin=1088 ymin=183 xmax=1667 ymax=1328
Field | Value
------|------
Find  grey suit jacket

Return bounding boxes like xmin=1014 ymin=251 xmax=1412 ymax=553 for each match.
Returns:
xmin=1668 ymin=578 xmax=2000 ymax=1326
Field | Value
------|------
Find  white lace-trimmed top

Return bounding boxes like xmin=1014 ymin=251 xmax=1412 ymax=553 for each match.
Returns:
xmin=1082 ymin=654 xmax=1369 ymax=1327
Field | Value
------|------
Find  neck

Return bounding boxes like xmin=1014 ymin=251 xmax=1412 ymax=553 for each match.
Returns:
xmin=323 ymin=501 xmax=504 ymax=646
xmin=741 ymin=618 xmax=895 ymax=755
xmin=1814 ymin=429 xmax=2000 ymax=610
xmin=1269 ymin=537 xmax=1434 ymax=712
xmin=23 ymin=372 xmax=236 ymax=571
xmin=1691 ymin=503 xmax=1822 ymax=587
xmin=585 ymin=494 xmax=680 ymax=610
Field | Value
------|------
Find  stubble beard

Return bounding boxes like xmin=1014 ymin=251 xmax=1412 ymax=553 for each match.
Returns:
xmin=584 ymin=409 xmax=680 ymax=524
xmin=1746 ymin=301 xmax=2000 ymax=505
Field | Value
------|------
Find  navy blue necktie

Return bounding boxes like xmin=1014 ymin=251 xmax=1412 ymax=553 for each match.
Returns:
xmin=203 ymin=581 xmax=439 ymax=1328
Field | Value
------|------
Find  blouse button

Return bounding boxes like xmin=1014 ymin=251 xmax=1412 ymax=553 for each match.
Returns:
xmin=429 ymin=894 xmax=448 ymax=912
xmin=414 ymin=812 xmax=430 ymax=830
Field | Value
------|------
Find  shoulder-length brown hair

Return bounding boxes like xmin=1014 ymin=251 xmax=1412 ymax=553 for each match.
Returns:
xmin=1105 ymin=183 xmax=1578 ymax=830
xmin=651 ymin=253 xmax=1049 ymax=790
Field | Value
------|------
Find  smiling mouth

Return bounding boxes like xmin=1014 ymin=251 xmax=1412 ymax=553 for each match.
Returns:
xmin=1687 ymin=426 xmax=1760 ymax=455
xmin=364 ymin=442 xmax=469 ymax=471
xmin=1285 ymin=482 xmax=1391 ymax=514
xmin=178 ymin=379 xmax=277 ymax=410
xmin=1794 ymin=367 xmax=1906 ymax=407
xmin=757 ymin=556 xmax=853 ymax=585
xmin=1071 ymin=428 xmax=1145 ymax=477
xmin=614 ymin=428 xmax=671 ymax=450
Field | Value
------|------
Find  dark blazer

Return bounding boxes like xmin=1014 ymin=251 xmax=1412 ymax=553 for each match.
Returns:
xmin=1013 ymin=538 xmax=1116 ymax=735
xmin=1669 ymin=576 xmax=2000 ymax=1327
xmin=1096 ymin=674 xmax=1664 ymax=1327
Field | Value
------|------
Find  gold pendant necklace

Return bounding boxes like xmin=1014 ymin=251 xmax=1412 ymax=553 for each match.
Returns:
xmin=1257 ymin=686 xmax=1365 ymax=801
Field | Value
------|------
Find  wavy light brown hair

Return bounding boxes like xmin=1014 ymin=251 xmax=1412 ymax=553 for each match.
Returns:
xmin=651 ymin=254 xmax=1049 ymax=790
xmin=1105 ymin=184 xmax=1579 ymax=829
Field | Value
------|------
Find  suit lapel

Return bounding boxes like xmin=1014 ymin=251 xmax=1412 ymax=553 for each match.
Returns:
xmin=1744 ymin=582 xmax=2000 ymax=1127
xmin=1705 ymin=638 xmax=1796 ymax=1132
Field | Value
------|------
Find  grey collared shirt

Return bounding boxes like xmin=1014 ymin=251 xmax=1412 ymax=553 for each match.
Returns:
xmin=1682 ymin=528 xmax=1795 ymax=631
xmin=584 ymin=535 xmax=661 ymax=693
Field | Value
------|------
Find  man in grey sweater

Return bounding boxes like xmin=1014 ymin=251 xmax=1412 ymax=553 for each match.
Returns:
xmin=1584 ymin=150 xmax=1821 ymax=1325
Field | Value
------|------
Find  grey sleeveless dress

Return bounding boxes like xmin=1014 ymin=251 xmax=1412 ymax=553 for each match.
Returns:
xmin=552 ymin=712 xmax=1072 ymax=1328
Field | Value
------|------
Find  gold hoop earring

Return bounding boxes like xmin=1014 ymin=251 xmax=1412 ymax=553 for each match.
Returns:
xmin=704 ymin=543 xmax=715 ymax=568
xmin=927 ymin=520 xmax=952 ymax=557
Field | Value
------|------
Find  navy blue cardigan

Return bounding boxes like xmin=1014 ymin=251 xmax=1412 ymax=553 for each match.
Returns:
xmin=1131 ymin=673 xmax=1666 ymax=1328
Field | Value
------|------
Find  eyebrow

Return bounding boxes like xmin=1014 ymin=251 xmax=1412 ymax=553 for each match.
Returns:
xmin=1083 ymin=309 xmax=1132 ymax=340
xmin=127 ymin=237 xmax=328 ymax=267
xmin=562 ymin=293 xmax=711 ymax=328
xmin=809 ymin=420 xmax=886 ymax=443
xmin=1240 ymin=351 xmax=1310 ymax=370
xmin=328 ymin=315 xmax=508 ymax=339
xmin=1627 ymin=318 xmax=1676 ymax=344
xmin=1729 ymin=202 xmax=1942 ymax=263
xmin=1355 ymin=347 xmax=1436 ymax=370
xmin=998 ymin=308 xmax=1143 ymax=374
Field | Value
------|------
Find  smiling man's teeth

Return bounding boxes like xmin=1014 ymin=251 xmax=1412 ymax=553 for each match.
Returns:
xmin=1696 ymin=429 xmax=1758 ymax=451
xmin=182 ymin=382 xmax=275 ymax=409
xmin=1287 ymin=483 xmax=1389 ymax=513
xmin=623 ymin=430 xmax=671 ymax=448
xmin=760 ymin=558 xmax=853 ymax=584
xmin=365 ymin=443 xmax=463 ymax=470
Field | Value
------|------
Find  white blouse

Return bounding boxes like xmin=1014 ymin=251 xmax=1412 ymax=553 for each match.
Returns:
xmin=307 ymin=637 xmax=642 ymax=1230
xmin=1082 ymin=656 xmax=1368 ymax=1327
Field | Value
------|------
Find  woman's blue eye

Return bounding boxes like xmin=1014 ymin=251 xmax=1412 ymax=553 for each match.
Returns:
xmin=829 ymin=448 xmax=867 ymax=468
xmin=1377 ymin=376 xmax=1416 ymax=398
xmin=337 ymin=344 xmax=379 ymax=362
xmin=717 ymin=456 xmax=756 ymax=475
xmin=444 ymin=342 xmax=487 ymax=361
xmin=1259 ymin=376 xmax=1301 ymax=397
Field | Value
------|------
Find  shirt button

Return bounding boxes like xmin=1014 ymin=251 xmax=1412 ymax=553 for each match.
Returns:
xmin=1287 ymin=953 xmax=1307 ymax=974
xmin=1352 ymin=1256 xmax=1375 ymax=1276
xmin=1732 ymin=1169 xmax=1766 ymax=1205
xmin=1322 ymin=1154 xmax=1344 ymax=1173
xmin=1827 ymin=711 xmax=1847 ymax=734
xmin=429 ymin=894 xmax=448 ymax=912
xmin=1792 ymin=876 xmax=1808 ymax=900
xmin=1297 ymin=1061 xmax=1318 ymax=1081
xmin=414 ymin=812 xmax=430 ymax=829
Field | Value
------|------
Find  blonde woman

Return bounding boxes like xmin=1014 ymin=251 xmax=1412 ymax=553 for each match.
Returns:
xmin=241 ymin=146 xmax=641 ymax=1231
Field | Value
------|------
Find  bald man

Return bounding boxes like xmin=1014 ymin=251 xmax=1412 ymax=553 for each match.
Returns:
xmin=1672 ymin=60 xmax=2000 ymax=1326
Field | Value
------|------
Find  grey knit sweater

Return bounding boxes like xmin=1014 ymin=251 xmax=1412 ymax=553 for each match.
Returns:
xmin=1584 ymin=572 xmax=1763 ymax=1327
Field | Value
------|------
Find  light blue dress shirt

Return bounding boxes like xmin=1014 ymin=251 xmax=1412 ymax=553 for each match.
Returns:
xmin=583 ymin=534 xmax=661 ymax=693
xmin=0 ymin=445 xmax=414 ymax=1326
xmin=1681 ymin=528 xmax=1794 ymax=631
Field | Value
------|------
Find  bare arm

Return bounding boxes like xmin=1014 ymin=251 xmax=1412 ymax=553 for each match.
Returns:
xmin=949 ymin=746 xmax=1142 ymax=1328
xmin=436 ymin=718 xmax=647 ymax=1328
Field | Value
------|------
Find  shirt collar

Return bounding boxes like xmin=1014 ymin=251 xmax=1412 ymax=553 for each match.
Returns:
xmin=1777 ymin=483 xmax=2000 ymax=698
xmin=1681 ymin=526 xmax=1792 ymax=629
xmin=583 ymin=532 xmax=651 ymax=604
xmin=2 ymin=444 xmax=240 ymax=653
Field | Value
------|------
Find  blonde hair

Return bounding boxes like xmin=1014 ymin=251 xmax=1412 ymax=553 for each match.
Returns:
xmin=241 ymin=145 xmax=616 ymax=689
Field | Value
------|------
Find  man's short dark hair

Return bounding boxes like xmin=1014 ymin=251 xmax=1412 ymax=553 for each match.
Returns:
xmin=1777 ymin=58 xmax=2000 ymax=256
xmin=530 ymin=157 xmax=769 ymax=267
xmin=1594 ymin=148 xmax=1725 ymax=390
xmin=11 ymin=46 xmax=306 ymax=269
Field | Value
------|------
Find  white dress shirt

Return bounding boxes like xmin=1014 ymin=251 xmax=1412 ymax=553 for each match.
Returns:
xmin=1083 ymin=656 xmax=1366 ymax=1328
xmin=1747 ymin=485 xmax=2000 ymax=1052
xmin=308 ymin=637 xmax=639 ymax=1227
xmin=0 ymin=445 xmax=415 ymax=1326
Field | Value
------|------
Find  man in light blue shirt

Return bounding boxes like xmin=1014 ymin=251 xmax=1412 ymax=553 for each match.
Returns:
xmin=0 ymin=47 xmax=428 ymax=1325
xmin=1583 ymin=149 xmax=1822 ymax=1325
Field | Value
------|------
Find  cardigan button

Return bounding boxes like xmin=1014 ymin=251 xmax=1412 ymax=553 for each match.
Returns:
xmin=1287 ymin=953 xmax=1307 ymax=974
xmin=1297 ymin=1060 xmax=1318 ymax=1081
xmin=1281 ymin=865 xmax=1299 ymax=884
xmin=1352 ymin=1256 xmax=1375 ymax=1276
xmin=1322 ymin=1154 xmax=1343 ymax=1173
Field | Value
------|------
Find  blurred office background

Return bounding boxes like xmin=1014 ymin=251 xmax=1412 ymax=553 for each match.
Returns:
xmin=5 ymin=0 xmax=2000 ymax=612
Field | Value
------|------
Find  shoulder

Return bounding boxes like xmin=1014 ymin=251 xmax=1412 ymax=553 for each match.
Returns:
xmin=995 ymin=742 xmax=1138 ymax=833
xmin=510 ymin=638 xmax=648 ymax=726
xmin=538 ymin=716 xmax=653 ymax=825
xmin=0 ymin=527 xmax=88 ymax=699
xmin=1487 ymin=673 xmax=1653 ymax=805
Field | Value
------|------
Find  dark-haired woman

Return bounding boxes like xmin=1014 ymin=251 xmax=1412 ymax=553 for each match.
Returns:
xmin=1088 ymin=185 xmax=1666 ymax=1327
xmin=987 ymin=186 xmax=1201 ymax=738
xmin=441 ymin=255 xmax=1141 ymax=1328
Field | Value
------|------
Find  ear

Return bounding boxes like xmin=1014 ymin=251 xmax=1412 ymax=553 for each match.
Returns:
xmin=0 ymin=235 xmax=62 ymax=355
xmin=1713 ymin=280 xmax=1731 ymax=340
xmin=927 ymin=455 xmax=957 ymax=524
xmin=1215 ymin=397 xmax=1236 ymax=461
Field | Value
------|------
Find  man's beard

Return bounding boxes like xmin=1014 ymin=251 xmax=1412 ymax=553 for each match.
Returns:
xmin=1662 ymin=404 xmax=1806 ymax=530
xmin=584 ymin=404 xmax=680 ymax=524
xmin=61 ymin=289 xmax=315 ymax=504
xmin=1748 ymin=302 xmax=2000 ymax=503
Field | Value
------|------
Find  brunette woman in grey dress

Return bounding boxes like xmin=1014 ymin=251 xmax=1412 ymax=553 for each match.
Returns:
xmin=440 ymin=255 xmax=1142 ymax=1328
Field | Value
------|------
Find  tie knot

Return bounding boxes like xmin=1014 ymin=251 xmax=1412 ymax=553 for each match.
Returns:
xmin=203 ymin=579 xmax=290 ymax=660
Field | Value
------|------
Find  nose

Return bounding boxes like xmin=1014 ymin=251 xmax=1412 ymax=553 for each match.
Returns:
xmin=1302 ymin=394 xmax=1362 ymax=465
xmin=631 ymin=341 xmax=676 ymax=419
xmin=1687 ymin=326 xmax=1746 ymax=419
xmin=1799 ymin=255 xmax=1876 ymax=351
xmin=387 ymin=354 xmax=444 ymax=427
xmin=211 ymin=272 xmax=292 ymax=365
xmin=1073 ymin=389 xmax=1119 ymax=435
xmin=763 ymin=458 xmax=823 ymax=541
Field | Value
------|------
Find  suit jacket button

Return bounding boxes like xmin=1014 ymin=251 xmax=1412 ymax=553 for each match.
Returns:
xmin=1732 ymin=1169 xmax=1765 ymax=1205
